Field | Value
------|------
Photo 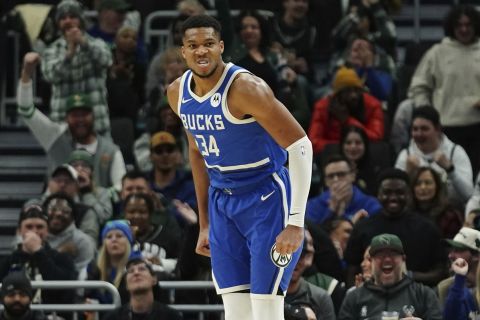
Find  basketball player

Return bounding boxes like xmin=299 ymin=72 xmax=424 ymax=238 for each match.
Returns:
xmin=166 ymin=15 xmax=313 ymax=320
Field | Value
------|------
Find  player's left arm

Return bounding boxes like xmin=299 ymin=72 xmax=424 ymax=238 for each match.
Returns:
xmin=229 ymin=74 xmax=313 ymax=255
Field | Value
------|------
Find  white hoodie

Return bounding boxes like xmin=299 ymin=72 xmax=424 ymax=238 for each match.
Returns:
xmin=395 ymin=134 xmax=473 ymax=204
xmin=408 ymin=37 xmax=480 ymax=126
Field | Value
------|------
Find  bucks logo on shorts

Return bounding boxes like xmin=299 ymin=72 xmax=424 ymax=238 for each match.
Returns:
xmin=270 ymin=244 xmax=292 ymax=268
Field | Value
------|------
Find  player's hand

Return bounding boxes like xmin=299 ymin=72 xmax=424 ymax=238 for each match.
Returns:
xmin=452 ymin=258 xmax=468 ymax=276
xmin=195 ymin=227 xmax=211 ymax=257
xmin=275 ymin=225 xmax=304 ymax=255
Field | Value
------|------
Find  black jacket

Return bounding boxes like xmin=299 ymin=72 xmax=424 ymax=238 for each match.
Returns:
xmin=339 ymin=277 xmax=442 ymax=320
xmin=0 ymin=242 xmax=77 ymax=305
xmin=102 ymin=301 xmax=182 ymax=320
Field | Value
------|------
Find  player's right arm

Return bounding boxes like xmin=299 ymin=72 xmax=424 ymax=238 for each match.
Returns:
xmin=167 ymin=79 xmax=211 ymax=257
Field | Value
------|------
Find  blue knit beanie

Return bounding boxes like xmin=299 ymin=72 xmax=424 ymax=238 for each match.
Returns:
xmin=101 ymin=220 xmax=133 ymax=244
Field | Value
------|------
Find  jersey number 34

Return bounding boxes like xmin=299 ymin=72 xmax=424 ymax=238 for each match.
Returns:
xmin=195 ymin=134 xmax=220 ymax=156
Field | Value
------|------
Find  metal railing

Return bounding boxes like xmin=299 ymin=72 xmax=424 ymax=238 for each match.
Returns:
xmin=159 ymin=280 xmax=223 ymax=312
xmin=0 ymin=280 xmax=121 ymax=312
xmin=0 ymin=280 xmax=224 ymax=320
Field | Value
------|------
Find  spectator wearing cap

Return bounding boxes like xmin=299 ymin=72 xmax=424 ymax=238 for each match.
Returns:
xmin=43 ymin=164 xmax=99 ymax=242
xmin=85 ymin=220 xmax=133 ymax=304
xmin=437 ymin=227 xmax=480 ymax=308
xmin=39 ymin=0 xmax=112 ymax=134
xmin=0 ymin=272 xmax=45 ymax=320
xmin=344 ymin=168 xmax=446 ymax=288
xmin=103 ymin=257 xmax=182 ymax=320
xmin=68 ymin=149 xmax=113 ymax=225
xmin=0 ymin=204 xmax=77 ymax=306
xmin=134 ymin=99 xmax=189 ymax=173
xmin=44 ymin=192 xmax=95 ymax=275
xmin=17 ymin=51 xmax=126 ymax=192
xmin=395 ymin=105 xmax=473 ymax=206
xmin=339 ymin=234 xmax=442 ymax=319
xmin=148 ymin=131 xmax=197 ymax=226
xmin=308 ymin=66 xmax=384 ymax=155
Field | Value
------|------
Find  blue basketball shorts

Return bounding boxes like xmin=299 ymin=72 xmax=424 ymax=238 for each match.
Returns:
xmin=208 ymin=166 xmax=302 ymax=296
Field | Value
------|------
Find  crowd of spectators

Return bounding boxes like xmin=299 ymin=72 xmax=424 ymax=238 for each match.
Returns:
xmin=3 ymin=0 xmax=480 ymax=319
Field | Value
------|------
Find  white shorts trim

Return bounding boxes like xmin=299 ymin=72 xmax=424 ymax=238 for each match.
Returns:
xmin=213 ymin=272 xmax=250 ymax=294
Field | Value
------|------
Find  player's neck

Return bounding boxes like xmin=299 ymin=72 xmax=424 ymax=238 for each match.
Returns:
xmin=191 ymin=62 xmax=226 ymax=96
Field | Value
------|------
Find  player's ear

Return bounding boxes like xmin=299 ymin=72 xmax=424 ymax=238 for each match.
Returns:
xmin=219 ymin=40 xmax=224 ymax=54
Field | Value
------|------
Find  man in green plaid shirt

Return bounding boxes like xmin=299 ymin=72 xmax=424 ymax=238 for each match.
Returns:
xmin=41 ymin=0 xmax=112 ymax=135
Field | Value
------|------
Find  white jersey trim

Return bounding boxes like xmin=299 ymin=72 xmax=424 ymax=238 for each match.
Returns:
xmin=221 ymin=69 xmax=256 ymax=124
xmin=177 ymin=71 xmax=189 ymax=114
xmin=212 ymin=272 xmax=250 ymax=294
xmin=187 ymin=63 xmax=234 ymax=103
xmin=271 ymin=172 xmax=289 ymax=296
xmin=205 ymin=157 xmax=270 ymax=172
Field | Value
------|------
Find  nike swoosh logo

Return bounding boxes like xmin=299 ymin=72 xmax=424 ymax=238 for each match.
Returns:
xmin=261 ymin=190 xmax=275 ymax=201
xmin=182 ymin=97 xmax=193 ymax=103
xmin=289 ymin=212 xmax=300 ymax=216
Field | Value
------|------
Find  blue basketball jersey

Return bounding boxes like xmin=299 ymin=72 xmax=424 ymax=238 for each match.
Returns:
xmin=177 ymin=63 xmax=287 ymax=189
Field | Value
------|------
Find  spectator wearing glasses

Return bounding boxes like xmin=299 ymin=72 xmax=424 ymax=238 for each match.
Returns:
xmin=306 ymin=154 xmax=381 ymax=225
xmin=0 ymin=204 xmax=77 ymax=306
xmin=43 ymin=164 xmax=99 ymax=242
xmin=44 ymin=192 xmax=95 ymax=275
xmin=147 ymin=131 xmax=197 ymax=226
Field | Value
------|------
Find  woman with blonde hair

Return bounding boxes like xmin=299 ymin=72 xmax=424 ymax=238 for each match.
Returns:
xmin=85 ymin=220 xmax=134 ymax=303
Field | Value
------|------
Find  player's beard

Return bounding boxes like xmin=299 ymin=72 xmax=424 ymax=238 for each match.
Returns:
xmin=4 ymin=301 xmax=30 ymax=318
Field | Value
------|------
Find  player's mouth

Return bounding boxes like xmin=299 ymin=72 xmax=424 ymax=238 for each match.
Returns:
xmin=196 ymin=59 xmax=210 ymax=68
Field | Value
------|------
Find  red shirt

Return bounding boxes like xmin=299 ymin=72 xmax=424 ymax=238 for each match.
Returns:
xmin=308 ymin=92 xmax=385 ymax=154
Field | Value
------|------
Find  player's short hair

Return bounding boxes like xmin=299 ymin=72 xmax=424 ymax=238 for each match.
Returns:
xmin=181 ymin=14 xmax=222 ymax=38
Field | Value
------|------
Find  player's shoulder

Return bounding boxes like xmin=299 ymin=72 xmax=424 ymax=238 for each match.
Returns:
xmin=230 ymin=72 xmax=272 ymax=100
xmin=166 ymin=76 xmax=183 ymax=114
xmin=167 ymin=76 xmax=182 ymax=95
